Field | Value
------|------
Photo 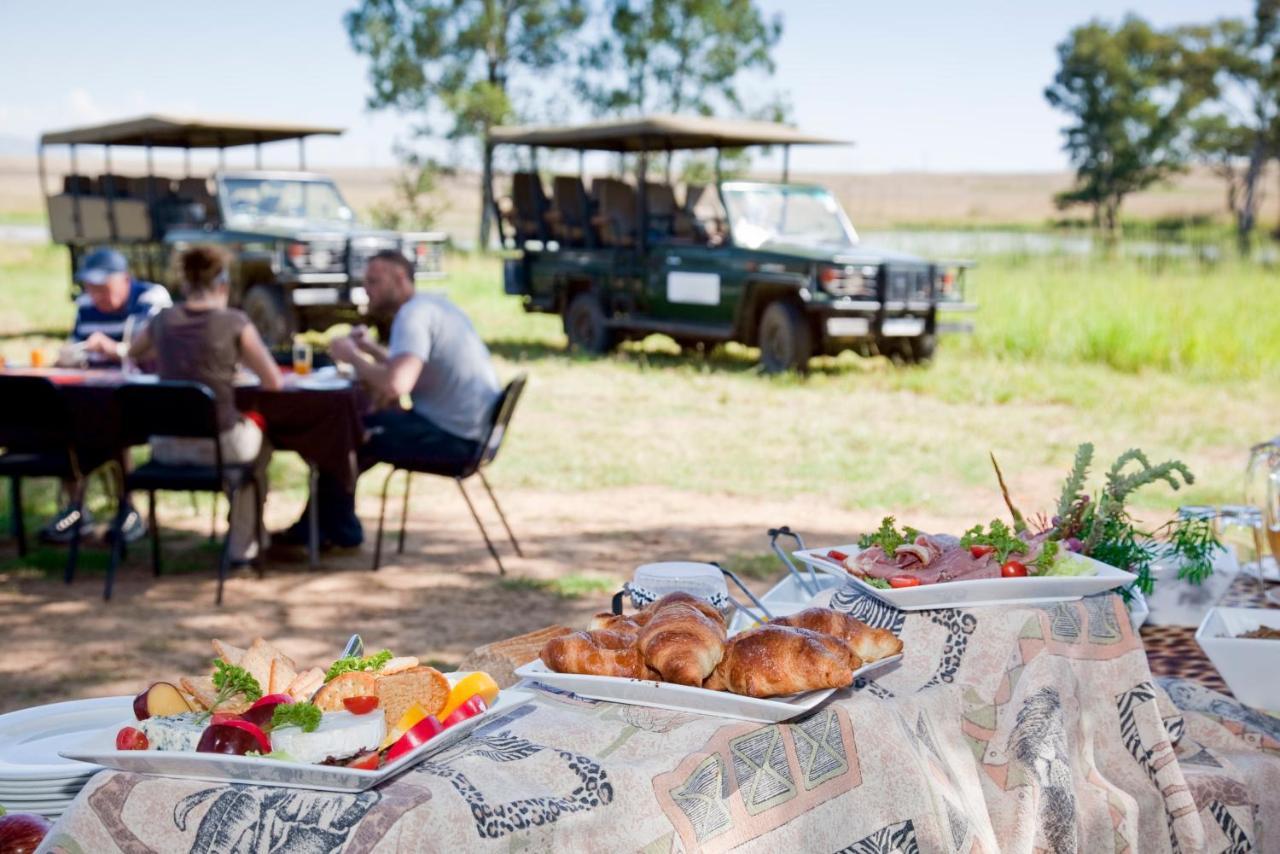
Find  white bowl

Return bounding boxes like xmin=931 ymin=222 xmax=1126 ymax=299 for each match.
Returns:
xmin=1194 ymin=607 xmax=1280 ymax=712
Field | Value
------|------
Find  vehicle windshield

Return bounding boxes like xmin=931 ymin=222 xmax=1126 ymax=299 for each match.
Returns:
xmin=720 ymin=182 xmax=858 ymax=250
xmin=219 ymin=176 xmax=354 ymax=226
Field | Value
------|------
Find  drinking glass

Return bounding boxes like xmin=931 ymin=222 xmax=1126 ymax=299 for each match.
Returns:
xmin=120 ymin=315 xmax=137 ymax=375
xmin=292 ymin=339 xmax=313 ymax=376
xmin=29 ymin=348 xmax=45 ymax=368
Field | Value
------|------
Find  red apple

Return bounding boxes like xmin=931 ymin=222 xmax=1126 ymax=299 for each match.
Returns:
xmin=385 ymin=715 xmax=445 ymax=763
xmin=211 ymin=712 xmax=241 ymax=725
xmin=240 ymin=694 xmax=293 ymax=729
xmin=197 ymin=719 xmax=271 ymax=756
xmin=115 ymin=726 xmax=149 ymax=750
xmin=0 ymin=812 xmax=52 ymax=854
xmin=441 ymin=695 xmax=487 ymax=729
xmin=132 ymin=681 xmax=193 ymax=721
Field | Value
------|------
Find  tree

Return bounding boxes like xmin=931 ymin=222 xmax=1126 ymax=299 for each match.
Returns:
xmin=346 ymin=0 xmax=588 ymax=248
xmin=577 ymin=0 xmax=781 ymax=118
xmin=1045 ymin=16 xmax=1215 ymax=235
xmin=1184 ymin=8 xmax=1280 ymax=252
xmin=367 ymin=144 xmax=449 ymax=231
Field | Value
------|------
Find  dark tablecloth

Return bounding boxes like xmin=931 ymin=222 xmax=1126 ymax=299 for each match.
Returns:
xmin=13 ymin=370 xmax=364 ymax=491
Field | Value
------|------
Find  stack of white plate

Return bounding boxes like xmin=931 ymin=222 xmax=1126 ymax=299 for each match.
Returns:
xmin=0 ymin=696 xmax=131 ymax=818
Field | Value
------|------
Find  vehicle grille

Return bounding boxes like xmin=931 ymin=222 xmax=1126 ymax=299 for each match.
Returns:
xmin=347 ymin=237 xmax=400 ymax=280
xmin=885 ymin=265 xmax=933 ymax=303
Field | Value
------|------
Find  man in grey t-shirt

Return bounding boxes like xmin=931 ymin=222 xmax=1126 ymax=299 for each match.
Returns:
xmin=276 ymin=250 xmax=500 ymax=549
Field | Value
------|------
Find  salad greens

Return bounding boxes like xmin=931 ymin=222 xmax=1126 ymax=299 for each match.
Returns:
xmin=857 ymin=517 xmax=920 ymax=553
xmin=325 ymin=649 xmax=393 ymax=682
xmin=959 ymin=519 xmax=1026 ymax=564
xmin=270 ymin=701 xmax=322 ymax=733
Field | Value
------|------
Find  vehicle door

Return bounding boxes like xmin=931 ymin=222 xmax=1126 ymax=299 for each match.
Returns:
xmin=646 ymin=242 xmax=742 ymax=331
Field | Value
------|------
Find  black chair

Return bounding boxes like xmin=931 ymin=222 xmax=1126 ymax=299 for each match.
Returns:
xmin=104 ymin=382 xmax=263 ymax=604
xmin=370 ymin=375 xmax=527 ymax=574
xmin=0 ymin=376 xmax=107 ymax=583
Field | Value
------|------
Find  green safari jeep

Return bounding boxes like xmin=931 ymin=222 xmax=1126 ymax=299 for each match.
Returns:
xmin=488 ymin=116 xmax=975 ymax=372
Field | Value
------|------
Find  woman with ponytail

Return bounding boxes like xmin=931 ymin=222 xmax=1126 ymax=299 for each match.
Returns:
xmin=127 ymin=245 xmax=283 ymax=564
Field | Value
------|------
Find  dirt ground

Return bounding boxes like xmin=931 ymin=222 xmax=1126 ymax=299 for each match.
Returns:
xmin=0 ymin=484 xmax=982 ymax=714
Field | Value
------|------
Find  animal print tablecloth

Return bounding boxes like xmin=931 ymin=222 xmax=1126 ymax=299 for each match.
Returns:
xmin=39 ymin=593 xmax=1280 ymax=853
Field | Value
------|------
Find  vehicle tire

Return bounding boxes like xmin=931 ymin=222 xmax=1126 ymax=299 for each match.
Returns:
xmin=563 ymin=292 xmax=617 ymax=354
xmin=887 ymin=333 xmax=937 ymax=365
xmin=242 ymin=285 xmax=296 ymax=350
xmin=756 ymin=300 xmax=813 ymax=374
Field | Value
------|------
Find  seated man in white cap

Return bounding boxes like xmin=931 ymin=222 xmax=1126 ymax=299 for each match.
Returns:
xmin=44 ymin=248 xmax=171 ymax=544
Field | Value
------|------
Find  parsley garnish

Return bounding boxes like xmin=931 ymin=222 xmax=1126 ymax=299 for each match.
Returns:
xmin=857 ymin=517 xmax=920 ymax=553
xmin=199 ymin=660 xmax=263 ymax=720
xmin=270 ymin=701 xmax=322 ymax=732
xmin=959 ymin=519 xmax=1027 ymax=563
xmin=325 ymin=649 xmax=393 ymax=682
xmin=1032 ymin=539 xmax=1060 ymax=575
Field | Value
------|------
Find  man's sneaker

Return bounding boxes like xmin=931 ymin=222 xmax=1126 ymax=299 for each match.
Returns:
xmin=39 ymin=506 xmax=94 ymax=544
xmin=119 ymin=506 xmax=147 ymax=544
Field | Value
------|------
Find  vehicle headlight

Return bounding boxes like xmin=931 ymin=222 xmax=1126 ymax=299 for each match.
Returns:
xmin=818 ymin=264 xmax=877 ymax=297
xmin=286 ymin=241 xmax=340 ymax=272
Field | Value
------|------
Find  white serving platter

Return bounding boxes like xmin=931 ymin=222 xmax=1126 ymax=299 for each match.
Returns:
xmin=514 ymin=654 xmax=902 ymax=724
xmin=61 ymin=674 xmax=533 ymax=793
xmin=793 ymin=545 xmax=1135 ymax=611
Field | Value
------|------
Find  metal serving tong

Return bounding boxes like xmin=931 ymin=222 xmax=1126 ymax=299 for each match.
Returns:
xmin=309 ymin=634 xmax=364 ymax=702
xmin=768 ymin=526 xmax=819 ymax=596
xmin=713 ymin=563 xmax=773 ymax=625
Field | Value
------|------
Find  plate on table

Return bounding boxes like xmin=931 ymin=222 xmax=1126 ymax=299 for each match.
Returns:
xmin=61 ymin=675 xmax=535 ymax=793
xmin=294 ymin=366 xmax=351 ymax=391
xmin=514 ymin=655 xmax=901 ymax=724
xmin=793 ymin=546 xmax=1135 ymax=611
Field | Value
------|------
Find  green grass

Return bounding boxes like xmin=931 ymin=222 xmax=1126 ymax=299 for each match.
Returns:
xmin=499 ymin=572 xmax=618 ymax=599
xmin=2 ymin=241 xmax=1276 ymax=540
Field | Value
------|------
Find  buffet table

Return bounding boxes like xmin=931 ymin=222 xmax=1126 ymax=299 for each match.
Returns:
xmin=39 ymin=592 xmax=1280 ymax=853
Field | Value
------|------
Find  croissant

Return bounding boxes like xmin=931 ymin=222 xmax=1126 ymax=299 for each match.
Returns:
xmin=771 ymin=608 xmax=903 ymax=662
xmin=638 ymin=603 xmax=727 ymax=686
xmin=589 ymin=612 xmax=646 ymax=640
xmin=541 ymin=630 xmax=650 ymax=679
xmin=640 ymin=592 xmax=724 ymax=628
xmin=704 ymin=625 xmax=860 ymax=698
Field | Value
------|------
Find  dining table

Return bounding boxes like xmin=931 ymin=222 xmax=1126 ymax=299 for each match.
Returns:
xmin=32 ymin=589 xmax=1280 ymax=854
xmin=4 ymin=366 xmax=366 ymax=565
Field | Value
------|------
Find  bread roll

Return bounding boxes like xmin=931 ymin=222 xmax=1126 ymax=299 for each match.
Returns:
xmin=542 ymin=629 xmax=650 ymax=679
xmin=638 ymin=603 xmax=726 ymax=686
xmin=704 ymin=625 xmax=860 ymax=698
xmin=771 ymin=607 xmax=903 ymax=662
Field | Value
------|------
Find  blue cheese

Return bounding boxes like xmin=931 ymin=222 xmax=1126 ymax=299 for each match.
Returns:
xmin=137 ymin=712 xmax=207 ymax=751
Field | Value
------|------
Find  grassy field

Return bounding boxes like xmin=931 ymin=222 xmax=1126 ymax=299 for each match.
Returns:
xmin=3 ymin=241 xmax=1274 ymax=529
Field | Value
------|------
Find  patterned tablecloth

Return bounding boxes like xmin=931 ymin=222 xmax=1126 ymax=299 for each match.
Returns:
xmin=39 ymin=592 xmax=1280 ymax=853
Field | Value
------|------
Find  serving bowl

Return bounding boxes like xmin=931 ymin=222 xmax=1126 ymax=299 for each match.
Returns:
xmin=1194 ymin=606 xmax=1280 ymax=711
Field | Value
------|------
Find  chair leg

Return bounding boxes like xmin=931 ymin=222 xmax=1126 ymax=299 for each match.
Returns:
xmin=371 ymin=463 xmax=394 ymax=571
xmin=10 ymin=478 xmax=26 ymax=558
xmin=215 ymin=490 xmax=234 ymax=606
xmin=307 ymin=464 xmax=320 ymax=570
xmin=103 ymin=501 xmax=130 ymax=601
xmin=254 ymin=476 xmax=266 ymax=579
xmin=397 ymin=470 xmax=411 ymax=555
xmin=456 ymin=477 xmax=504 ymax=575
xmin=64 ymin=479 xmax=87 ymax=585
xmin=149 ymin=490 xmax=163 ymax=577
xmin=477 ymin=471 xmax=523 ymax=557
xmin=209 ymin=493 xmax=218 ymax=542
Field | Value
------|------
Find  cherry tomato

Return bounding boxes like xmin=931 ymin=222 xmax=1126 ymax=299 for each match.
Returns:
xmin=343 ymin=695 xmax=380 ymax=715
xmin=1001 ymin=560 xmax=1028 ymax=578
xmin=888 ymin=575 xmax=921 ymax=588
xmin=441 ymin=695 xmax=488 ymax=728
xmin=386 ymin=715 xmax=445 ymax=763
xmin=346 ymin=750 xmax=382 ymax=771
xmin=827 ymin=549 xmax=848 ymax=563
xmin=115 ymin=726 xmax=149 ymax=750
xmin=969 ymin=545 xmax=995 ymax=559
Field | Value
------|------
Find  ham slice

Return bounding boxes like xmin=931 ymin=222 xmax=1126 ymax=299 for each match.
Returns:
xmin=851 ymin=533 xmax=1002 ymax=585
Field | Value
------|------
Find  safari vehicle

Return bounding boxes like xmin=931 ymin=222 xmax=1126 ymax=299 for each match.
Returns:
xmin=38 ymin=115 xmax=446 ymax=347
xmin=488 ymin=115 xmax=975 ymax=371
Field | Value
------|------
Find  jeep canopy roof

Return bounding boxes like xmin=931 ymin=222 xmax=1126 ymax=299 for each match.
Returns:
xmin=488 ymin=114 xmax=847 ymax=152
xmin=40 ymin=114 xmax=344 ymax=148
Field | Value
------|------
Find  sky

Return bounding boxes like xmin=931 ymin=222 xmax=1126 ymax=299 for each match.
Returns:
xmin=0 ymin=0 xmax=1255 ymax=174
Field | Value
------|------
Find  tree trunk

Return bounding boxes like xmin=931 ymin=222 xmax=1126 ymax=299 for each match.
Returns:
xmin=1236 ymin=137 xmax=1267 ymax=256
xmin=479 ymin=141 xmax=494 ymax=250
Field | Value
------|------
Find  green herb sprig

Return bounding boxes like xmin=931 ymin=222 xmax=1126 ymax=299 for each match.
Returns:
xmin=270 ymin=701 xmax=322 ymax=733
xmin=959 ymin=519 xmax=1027 ymax=563
xmin=1032 ymin=539 xmax=1060 ymax=575
xmin=199 ymin=660 xmax=263 ymax=721
xmin=857 ymin=517 xmax=920 ymax=553
xmin=325 ymin=649 xmax=393 ymax=682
